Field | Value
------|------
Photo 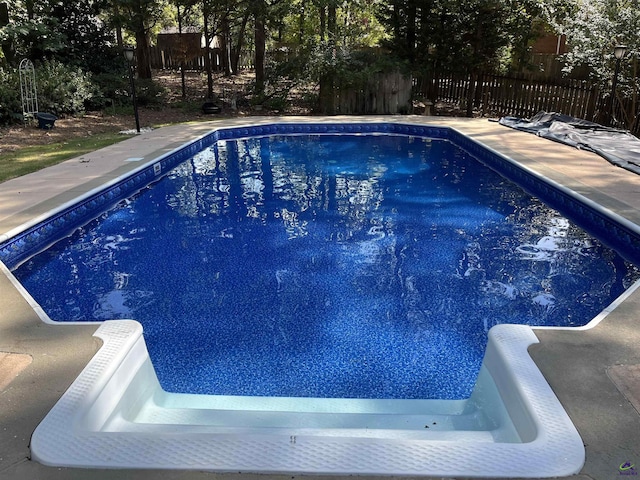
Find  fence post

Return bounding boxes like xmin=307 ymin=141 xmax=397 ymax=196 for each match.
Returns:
xmin=585 ymin=84 xmax=599 ymax=122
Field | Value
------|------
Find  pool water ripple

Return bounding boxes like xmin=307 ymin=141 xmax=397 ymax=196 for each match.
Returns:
xmin=12 ymin=134 xmax=640 ymax=400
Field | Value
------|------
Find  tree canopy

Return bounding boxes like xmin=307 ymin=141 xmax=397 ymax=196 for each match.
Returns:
xmin=0 ymin=0 xmax=638 ymax=122
xmin=0 ymin=0 xmax=572 ymax=76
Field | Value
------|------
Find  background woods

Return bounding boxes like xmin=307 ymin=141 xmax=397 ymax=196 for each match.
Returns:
xmin=0 ymin=0 xmax=639 ymax=132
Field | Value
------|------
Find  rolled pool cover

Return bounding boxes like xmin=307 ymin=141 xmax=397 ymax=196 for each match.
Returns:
xmin=499 ymin=111 xmax=640 ymax=175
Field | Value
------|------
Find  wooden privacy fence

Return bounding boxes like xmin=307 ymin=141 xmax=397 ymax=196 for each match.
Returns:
xmin=421 ymin=73 xmax=640 ymax=135
xmin=335 ymin=72 xmax=412 ymax=115
xmin=481 ymin=75 xmax=600 ymax=120
xmin=424 ymin=74 xmax=602 ymax=121
xmin=148 ymin=46 xmax=254 ymax=71
xmin=149 ymin=45 xmax=207 ymax=70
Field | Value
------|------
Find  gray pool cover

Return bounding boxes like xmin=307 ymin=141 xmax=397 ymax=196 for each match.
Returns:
xmin=499 ymin=112 xmax=640 ymax=175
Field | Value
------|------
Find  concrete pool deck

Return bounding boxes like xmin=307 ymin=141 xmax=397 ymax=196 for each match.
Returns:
xmin=1 ymin=115 xmax=640 ymax=479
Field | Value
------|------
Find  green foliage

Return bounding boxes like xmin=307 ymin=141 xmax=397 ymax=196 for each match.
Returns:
xmin=132 ymin=78 xmax=168 ymax=107
xmin=306 ymin=41 xmax=407 ymax=88
xmin=560 ymin=0 xmax=640 ymax=85
xmin=36 ymin=59 xmax=98 ymax=116
xmin=376 ymin=0 xmax=573 ymax=78
xmin=0 ymin=0 xmax=115 ymax=72
xmin=559 ymin=0 xmax=640 ymax=129
xmin=0 ymin=59 xmax=165 ymax=124
xmin=91 ymin=72 xmax=130 ymax=108
xmin=0 ymin=18 xmax=66 ymax=65
xmin=109 ymin=0 xmax=166 ymax=78
xmin=79 ymin=68 xmax=167 ymax=111
xmin=278 ymin=0 xmax=386 ymax=48
xmin=0 ymin=66 xmax=21 ymax=124
xmin=110 ymin=0 xmax=167 ymax=36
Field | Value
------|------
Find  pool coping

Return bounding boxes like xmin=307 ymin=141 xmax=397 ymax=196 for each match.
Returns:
xmin=3 ymin=116 xmax=640 ymax=480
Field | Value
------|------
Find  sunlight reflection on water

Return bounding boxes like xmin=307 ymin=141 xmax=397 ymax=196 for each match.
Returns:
xmin=13 ymin=134 xmax=640 ymax=400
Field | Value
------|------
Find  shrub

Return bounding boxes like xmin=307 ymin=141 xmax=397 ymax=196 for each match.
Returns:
xmin=91 ymin=71 xmax=130 ymax=108
xmin=0 ymin=60 xmax=167 ymax=123
xmin=307 ymin=44 xmax=409 ymax=89
xmin=0 ymin=67 xmax=21 ymax=124
xmin=133 ymin=78 xmax=168 ymax=107
xmin=91 ymin=72 xmax=167 ymax=109
xmin=36 ymin=59 xmax=99 ymax=116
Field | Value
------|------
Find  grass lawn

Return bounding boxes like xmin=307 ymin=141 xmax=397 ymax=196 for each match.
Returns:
xmin=0 ymin=132 xmax=134 ymax=184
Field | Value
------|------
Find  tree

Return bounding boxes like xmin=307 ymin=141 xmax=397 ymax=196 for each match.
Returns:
xmin=315 ymin=0 xmax=338 ymax=113
xmin=173 ymin=0 xmax=200 ymax=98
xmin=253 ymin=0 xmax=267 ymax=94
xmin=0 ymin=0 xmax=116 ymax=71
xmin=377 ymin=0 xmax=573 ymax=113
xmin=109 ymin=0 xmax=166 ymax=79
xmin=197 ymin=0 xmax=250 ymax=98
xmin=558 ymin=0 xmax=640 ymax=128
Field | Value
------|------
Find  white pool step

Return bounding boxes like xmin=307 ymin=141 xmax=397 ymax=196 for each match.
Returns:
xmin=32 ymin=320 xmax=585 ymax=477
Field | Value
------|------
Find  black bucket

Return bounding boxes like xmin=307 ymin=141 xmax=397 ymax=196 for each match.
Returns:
xmin=36 ymin=112 xmax=57 ymax=129
xmin=202 ymin=102 xmax=221 ymax=114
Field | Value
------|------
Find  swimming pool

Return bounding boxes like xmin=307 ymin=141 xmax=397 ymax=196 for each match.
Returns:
xmin=9 ymin=132 xmax=639 ymax=402
xmin=5 ymin=120 xmax=635 ymax=476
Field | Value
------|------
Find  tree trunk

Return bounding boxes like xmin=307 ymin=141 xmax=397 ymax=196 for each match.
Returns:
xmin=406 ymin=0 xmax=416 ymax=62
xmin=221 ymin=16 xmax=232 ymax=76
xmin=25 ymin=0 xmax=34 ymax=20
xmin=177 ymin=4 xmax=186 ymax=99
xmin=0 ymin=3 xmax=14 ymax=65
xmin=135 ymin=28 xmax=152 ymax=79
xmin=392 ymin=1 xmax=400 ymax=41
xmin=319 ymin=4 xmax=326 ymax=41
xmin=327 ymin=1 xmax=336 ymax=40
xmin=298 ymin=0 xmax=305 ymax=45
xmin=115 ymin=24 xmax=124 ymax=50
xmin=254 ymin=0 xmax=266 ymax=95
xmin=130 ymin=0 xmax=152 ymax=80
xmin=203 ymin=3 xmax=214 ymax=99
xmin=318 ymin=2 xmax=337 ymax=114
xmin=319 ymin=73 xmax=335 ymax=115
xmin=231 ymin=11 xmax=250 ymax=74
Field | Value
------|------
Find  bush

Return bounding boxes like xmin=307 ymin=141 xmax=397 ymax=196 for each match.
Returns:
xmin=133 ymin=78 xmax=168 ymax=107
xmin=0 ymin=61 xmax=105 ymax=123
xmin=91 ymin=71 xmax=130 ymax=108
xmin=0 ymin=60 xmax=168 ymax=123
xmin=91 ymin=72 xmax=167 ymax=109
xmin=36 ymin=59 xmax=99 ymax=116
xmin=307 ymin=44 xmax=409 ymax=89
xmin=0 ymin=67 xmax=21 ymax=124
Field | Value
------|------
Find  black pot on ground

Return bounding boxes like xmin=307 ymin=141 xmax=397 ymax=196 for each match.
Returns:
xmin=202 ymin=102 xmax=221 ymax=114
xmin=36 ymin=112 xmax=57 ymax=129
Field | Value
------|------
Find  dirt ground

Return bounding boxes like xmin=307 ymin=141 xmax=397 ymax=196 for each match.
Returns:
xmin=0 ymin=69 xmax=466 ymax=155
xmin=0 ymin=110 xmax=170 ymax=153
xmin=0 ymin=70 xmax=310 ymax=154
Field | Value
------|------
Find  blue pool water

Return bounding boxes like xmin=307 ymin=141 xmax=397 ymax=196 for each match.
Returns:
xmin=12 ymin=133 xmax=640 ymax=399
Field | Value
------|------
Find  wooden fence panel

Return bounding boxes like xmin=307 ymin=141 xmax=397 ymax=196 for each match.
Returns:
xmin=148 ymin=46 xmax=254 ymax=71
xmin=336 ymin=72 xmax=412 ymax=115
xmin=419 ymin=73 xmax=603 ymax=123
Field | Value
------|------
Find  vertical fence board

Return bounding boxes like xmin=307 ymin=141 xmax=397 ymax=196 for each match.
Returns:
xmin=422 ymin=72 xmax=614 ymax=124
xmin=335 ymin=72 xmax=411 ymax=115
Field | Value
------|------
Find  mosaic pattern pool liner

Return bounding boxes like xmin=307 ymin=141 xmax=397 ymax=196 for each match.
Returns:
xmin=2 ymin=122 xmax=640 ymax=270
xmin=2 ymin=121 xmax=588 ymax=475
